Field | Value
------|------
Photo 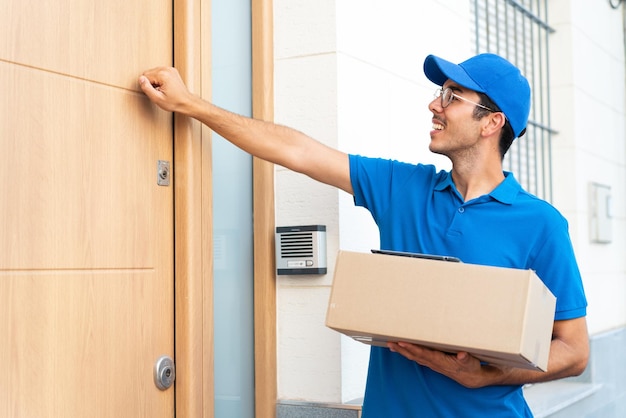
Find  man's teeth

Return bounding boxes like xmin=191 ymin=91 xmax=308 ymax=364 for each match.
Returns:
xmin=433 ymin=123 xmax=444 ymax=130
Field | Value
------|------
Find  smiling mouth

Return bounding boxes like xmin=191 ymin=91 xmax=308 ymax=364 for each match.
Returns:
xmin=432 ymin=122 xmax=444 ymax=131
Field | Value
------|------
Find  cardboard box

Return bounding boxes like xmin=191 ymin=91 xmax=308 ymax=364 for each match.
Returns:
xmin=325 ymin=251 xmax=556 ymax=371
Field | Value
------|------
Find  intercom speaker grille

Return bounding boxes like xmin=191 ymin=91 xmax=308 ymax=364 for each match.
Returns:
xmin=275 ymin=225 xmax=327 ymax=275
xmin=279 ymin=232 xmax=314 ymax=258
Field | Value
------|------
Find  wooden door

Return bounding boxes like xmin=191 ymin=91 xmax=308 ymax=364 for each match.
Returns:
xmin=0 ymin=0 xmax=175 ymax=417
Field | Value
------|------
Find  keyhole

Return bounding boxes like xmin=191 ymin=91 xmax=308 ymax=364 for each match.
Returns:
xmin=154 ymin=355 xmax=175 ymax=390
xmin=157 ymin=161 xmax=171 ymax=186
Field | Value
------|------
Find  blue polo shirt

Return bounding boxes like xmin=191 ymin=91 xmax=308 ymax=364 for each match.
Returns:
xmin=349 ymin=155 xmax=587 ymax=418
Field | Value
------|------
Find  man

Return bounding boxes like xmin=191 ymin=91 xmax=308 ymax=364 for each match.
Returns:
xmin=139 ymin=53 xmax=589 ymax=417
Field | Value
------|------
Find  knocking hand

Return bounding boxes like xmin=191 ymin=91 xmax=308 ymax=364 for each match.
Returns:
xmin=139 ymin=67 xmax=194 ymax=114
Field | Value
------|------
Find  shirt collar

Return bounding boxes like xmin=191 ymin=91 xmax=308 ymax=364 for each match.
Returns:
xmin=489 ymin=172 xmax=521 ymax=204
xmin=434 ymin=171 xmax=521 ymax=204
xmin=434 ymin=171 xmax=455 ymax=192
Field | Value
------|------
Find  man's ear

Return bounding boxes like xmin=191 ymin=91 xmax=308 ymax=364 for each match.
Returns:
xmin=482 ymin=112 xmax=506 ymax=137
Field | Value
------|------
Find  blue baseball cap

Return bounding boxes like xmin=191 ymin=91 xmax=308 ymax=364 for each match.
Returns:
xmin=423 ymin=53 xmax=531 ymax=139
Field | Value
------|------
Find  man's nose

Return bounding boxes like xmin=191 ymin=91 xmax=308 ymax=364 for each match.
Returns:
xmin=429 ymin=96 xmax=443 ymax=113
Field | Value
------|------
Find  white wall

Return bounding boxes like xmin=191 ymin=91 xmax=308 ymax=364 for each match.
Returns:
xmin=549 ymin=0 xmax=626 ymax=334
xmin=273 ymin=0 xmax=626 ymax=404
xmin=274 ymin=0 xmax=341 ymax=402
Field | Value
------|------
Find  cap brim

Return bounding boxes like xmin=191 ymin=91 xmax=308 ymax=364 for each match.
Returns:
xmin=423 ymin=55 xmax=484 ymax=93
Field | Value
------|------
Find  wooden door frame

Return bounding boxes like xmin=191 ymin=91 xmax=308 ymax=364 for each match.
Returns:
xmin=173 ymin=0 xmax=277 ymax=416
xmin=251 ymin=0 xmax=278 ymax=417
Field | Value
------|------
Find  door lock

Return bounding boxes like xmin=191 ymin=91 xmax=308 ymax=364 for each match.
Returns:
xmin=154 ymin=355 xmax=175 ymax=390
xmin=157 ymin=160 xmax=171 ymax=186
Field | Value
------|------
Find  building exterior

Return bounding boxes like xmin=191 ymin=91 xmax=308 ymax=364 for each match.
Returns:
xmin=2 ymin=0 xmax=624 ymax=417
xmin=272 ymin=0 xmax=626 ymax=416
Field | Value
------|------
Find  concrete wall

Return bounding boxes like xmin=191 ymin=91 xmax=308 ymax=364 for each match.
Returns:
xmin=273 ymin=0 xmax=626 ymax=407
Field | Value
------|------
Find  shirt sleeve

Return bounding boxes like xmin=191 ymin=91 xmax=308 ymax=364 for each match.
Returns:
xmin=349 ymin=154 xmax=438 ymax=223
xmin=529 ymin=214 xmax=587 ymax=320
xmin=349 ymin=154 xmax=393 ymax=217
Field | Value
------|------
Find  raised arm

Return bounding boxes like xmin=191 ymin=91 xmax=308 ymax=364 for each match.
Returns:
xmin=139 ymin=67 xmax=352 ymax=194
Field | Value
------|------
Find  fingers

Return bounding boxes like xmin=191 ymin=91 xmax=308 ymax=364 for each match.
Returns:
xmin=138 ymin=75 xmax=168 ymax=109
xmin=388 ymin=342 xmax=486 ymax=387
xmin=138 ymin=75 xmax=157 ymax=95
xmin=140 ymin=66 xmax=182 ymax=89
xmin=138 ymin=74 xmax=152 ymax=88
xmin=139 ymin=67 xmax=162 ymax=94
xmin=388 ymin=342 xmax=470 ymax=367
xmin=388 ymin=342 xmax=429 ymax=363
xmin=138 ymin=67 xmax=185 ymax=112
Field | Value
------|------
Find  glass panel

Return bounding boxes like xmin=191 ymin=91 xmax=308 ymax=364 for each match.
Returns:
xmin=211 ymin=0 xmax=254 ymax=417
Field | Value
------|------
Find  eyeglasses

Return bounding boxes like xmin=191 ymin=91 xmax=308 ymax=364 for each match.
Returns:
xmin=434 ymin=88 xmax=496 ymax=112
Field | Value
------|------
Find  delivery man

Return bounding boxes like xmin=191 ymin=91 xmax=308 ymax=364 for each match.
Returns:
xmin=139 ymin=53 xmax=588 ymax=417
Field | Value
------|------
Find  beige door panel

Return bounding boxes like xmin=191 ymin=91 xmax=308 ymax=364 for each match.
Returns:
xmin=0 ymin=62 xmax=172 ymax=269
xmin=0 ymin=0 xmax=175 ymax=415
xmin=0 ymin=0 xmax=172 ymax=90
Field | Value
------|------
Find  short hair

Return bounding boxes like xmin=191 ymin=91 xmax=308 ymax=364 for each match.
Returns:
xmin=472 ymin=93 xmax=519 ymax=159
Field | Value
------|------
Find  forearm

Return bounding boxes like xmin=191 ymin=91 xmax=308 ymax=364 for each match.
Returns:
xmin=478 ymin=335 xmax=589 ymax=387
xmin=183 ymin=95 xmax=311 ymax=168
xmin=140 ymin=67 xmax=352 ymax=193
xmin=388 ymin=317 xmax=589 ymax=389
xmin=181 ymin=94 xmax=353 ymax=192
